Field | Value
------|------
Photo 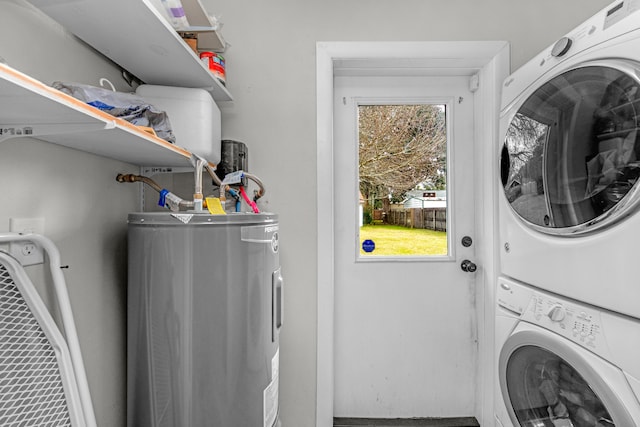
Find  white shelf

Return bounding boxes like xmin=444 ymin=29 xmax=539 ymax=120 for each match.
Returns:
xmin=0 ymin=63 xmax=196 ymax=167
xmin=28 ymin=0 xmax=232 ymax=102
xmin=181 ymin=0 xmax=226 ymax=52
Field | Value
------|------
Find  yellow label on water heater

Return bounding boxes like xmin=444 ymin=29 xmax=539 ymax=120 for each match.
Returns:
xmin=206 ymin=197 xmax=226 ymax=215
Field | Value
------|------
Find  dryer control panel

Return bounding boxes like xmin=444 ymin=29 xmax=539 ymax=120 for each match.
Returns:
xmin=604 ymin=0 xmax=640 ymax=30
xmin=501 ymin=0 xmax=640 ymax=113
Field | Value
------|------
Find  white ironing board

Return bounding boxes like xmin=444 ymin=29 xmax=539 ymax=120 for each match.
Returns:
xmin=0 ymin=233 xmax=97 ymax=427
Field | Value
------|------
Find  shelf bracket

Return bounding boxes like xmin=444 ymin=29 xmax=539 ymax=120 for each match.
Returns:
xmin=0 ymin=122 xmax=114 ymax=142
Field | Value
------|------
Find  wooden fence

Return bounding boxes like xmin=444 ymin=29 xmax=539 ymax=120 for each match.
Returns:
xmin=378 ymin=208 xmax=447 ymax=231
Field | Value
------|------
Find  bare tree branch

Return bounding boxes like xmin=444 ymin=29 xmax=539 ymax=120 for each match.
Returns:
xmin=358 ymin=104 xmax=446 ymax=202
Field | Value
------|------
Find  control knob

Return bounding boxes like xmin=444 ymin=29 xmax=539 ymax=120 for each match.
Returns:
xmin=551 ymin=37 xmax=573 ymax=57
xmin=547 ymin=304 xmax=566 ymax=322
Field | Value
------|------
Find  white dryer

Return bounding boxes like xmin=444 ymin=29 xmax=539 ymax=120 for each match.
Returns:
xmin=495 ymin=276 xmax=640 ymax=427
xmin=499 ymin=0 xmax=640 ymax=318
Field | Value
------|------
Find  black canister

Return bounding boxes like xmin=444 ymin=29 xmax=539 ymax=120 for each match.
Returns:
xmin=216 ymin=139 xmax=248 ymax=185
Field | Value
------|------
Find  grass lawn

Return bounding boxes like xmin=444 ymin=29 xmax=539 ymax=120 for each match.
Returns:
xmin=359 ymin=224 xmax=447 ymax=256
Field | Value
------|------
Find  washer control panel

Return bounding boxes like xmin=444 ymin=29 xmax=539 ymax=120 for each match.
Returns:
xmin=523 ymin=293 xmax=604 ymax=352
xmin=497 ymin=277 xmax=608 ymax=356
xmin=498 ymin=277 xmax=640 ymax=382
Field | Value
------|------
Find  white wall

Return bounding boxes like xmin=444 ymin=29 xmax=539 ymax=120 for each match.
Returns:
xmin=0 ymin=2 xmax=138 ymax=426
xmin=0 ymin=0 xmax=615 ymax=426
xmin=203 ymin=0 xmax=613 ymax=425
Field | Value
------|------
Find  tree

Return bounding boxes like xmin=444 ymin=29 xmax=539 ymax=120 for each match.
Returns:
xmin=358 ymin=104 xmax=447 ymax=204
xmin=503 ymin=112 xmax=547 ymax=189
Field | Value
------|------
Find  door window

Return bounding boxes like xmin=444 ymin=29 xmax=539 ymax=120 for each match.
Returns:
xmin=505 ymin=345 xmax=614 ymax=426
xmin=501 ymin=64 xmax=640 ymax=234
xmin=357 ymin=103 xmax=448 ymax=257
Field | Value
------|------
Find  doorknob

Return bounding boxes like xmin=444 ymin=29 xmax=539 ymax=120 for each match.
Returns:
xmin=460 ymin=259 xmax=477 ymax=273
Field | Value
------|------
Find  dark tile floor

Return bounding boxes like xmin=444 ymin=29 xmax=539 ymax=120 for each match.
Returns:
xmin=333 ymin=417 xmax=480 ymax=427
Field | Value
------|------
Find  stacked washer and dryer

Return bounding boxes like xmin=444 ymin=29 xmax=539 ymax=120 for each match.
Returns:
xmin=496 ymin=1 xmax=640 ymax=426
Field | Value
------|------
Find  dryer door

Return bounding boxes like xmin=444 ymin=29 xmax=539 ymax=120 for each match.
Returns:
xmin=500 ymin=61 xmax=640 ymax=235
xmin=498 ymin=324 xmax=637 ymax=427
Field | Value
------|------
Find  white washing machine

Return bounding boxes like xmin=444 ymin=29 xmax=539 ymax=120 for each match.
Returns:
xmin=499 ymin=0 xmax=640 ymax=319
xmin=495 ymin=276 xmax=640 ymax=427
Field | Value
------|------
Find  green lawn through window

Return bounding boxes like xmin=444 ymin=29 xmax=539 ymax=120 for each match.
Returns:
xmin=359 ymin=224 xmax=447 ymax=256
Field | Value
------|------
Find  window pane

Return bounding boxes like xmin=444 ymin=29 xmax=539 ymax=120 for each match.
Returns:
xmin=358 ymin=104 xmax=448 ymax=257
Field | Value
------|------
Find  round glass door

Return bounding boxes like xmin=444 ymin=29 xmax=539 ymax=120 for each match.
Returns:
xmin=500 ymin=62 xmax=640 ymax=234
xmin=504 ymin=345 xmax=614 ymax=427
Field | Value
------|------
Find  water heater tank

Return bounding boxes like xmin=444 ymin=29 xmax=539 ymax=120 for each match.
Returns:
xmin=127 ymin=212 xmax=282 ymax=427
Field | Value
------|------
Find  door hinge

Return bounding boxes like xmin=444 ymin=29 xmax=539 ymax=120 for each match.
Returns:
xmin=469 ymin=73 xmax=479 ymax=93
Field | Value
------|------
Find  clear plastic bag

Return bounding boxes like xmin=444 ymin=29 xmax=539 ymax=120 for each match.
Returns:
xmin=52 ymin=81 xmax=176 ymax=144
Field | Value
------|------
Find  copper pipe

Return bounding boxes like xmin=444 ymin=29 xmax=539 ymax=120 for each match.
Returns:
xmin=116 ymin=173 xmax=195 ymax=210
xmin=116 ymin=173 xmax=162 ymax=193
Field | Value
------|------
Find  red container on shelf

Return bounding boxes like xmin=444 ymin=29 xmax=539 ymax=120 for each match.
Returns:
xmin=199 ymin=51 xmax=226 ymax=85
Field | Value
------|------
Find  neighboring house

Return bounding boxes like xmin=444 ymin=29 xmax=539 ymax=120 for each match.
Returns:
xmin=401 ymin=189 xmax=447 ymax=209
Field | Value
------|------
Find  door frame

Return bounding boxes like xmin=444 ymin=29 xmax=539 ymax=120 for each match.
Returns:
xmin=316 ymin=41 xmax=509 ymax=427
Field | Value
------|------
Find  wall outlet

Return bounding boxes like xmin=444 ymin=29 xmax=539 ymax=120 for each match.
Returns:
xmin=9 ymin=217 xmax=45 ymax=266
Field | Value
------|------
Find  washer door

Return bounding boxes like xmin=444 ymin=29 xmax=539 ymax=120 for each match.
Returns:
xmin=499 ymin=324 xmax=637 ymax=427
xmin=500 ymin=61 xmax=640 ymax=235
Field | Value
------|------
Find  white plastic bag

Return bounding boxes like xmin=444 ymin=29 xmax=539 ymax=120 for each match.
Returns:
xmin=52 ymin=81 xmax=176 ymax=143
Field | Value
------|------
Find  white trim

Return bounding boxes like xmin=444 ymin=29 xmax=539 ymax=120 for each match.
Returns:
xmin=316 ymin=41 xmax=509 ymax=427
xmin=316 ymin=42 xmax=336 ymax=427
xmin=471 ymin=45 xmax=510 ymax=425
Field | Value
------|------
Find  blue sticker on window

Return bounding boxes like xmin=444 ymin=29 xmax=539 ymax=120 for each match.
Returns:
xmin=362 ymin=239 xmax=375 ymax=253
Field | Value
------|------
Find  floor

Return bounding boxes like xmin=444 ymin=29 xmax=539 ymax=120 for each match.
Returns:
xmin=333 ymin=417 xmax=480 ymax=427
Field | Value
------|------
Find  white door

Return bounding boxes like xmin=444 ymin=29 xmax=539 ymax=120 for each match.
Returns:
xmin=333 ymin=74 xmax=479 ymax=418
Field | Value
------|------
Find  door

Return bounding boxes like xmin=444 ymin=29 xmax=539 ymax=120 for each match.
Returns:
xmin=333 ymin=74 xmax=479 ymax=418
